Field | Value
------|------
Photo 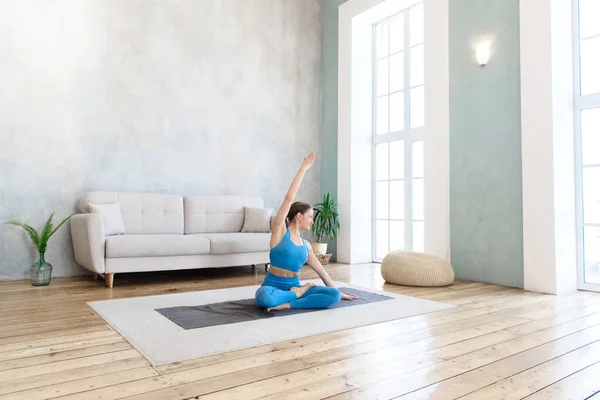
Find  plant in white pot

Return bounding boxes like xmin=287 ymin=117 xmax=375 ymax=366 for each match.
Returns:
xmin=310 ymin=193 xmax=340 ymax=255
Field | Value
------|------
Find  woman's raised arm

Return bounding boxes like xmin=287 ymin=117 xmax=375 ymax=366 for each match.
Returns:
xmin=270 ymin=152 xmax=316 ymax=244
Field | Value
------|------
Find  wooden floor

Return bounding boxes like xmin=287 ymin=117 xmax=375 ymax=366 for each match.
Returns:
xmin=1 ymin=263 xmax=600 ymax=399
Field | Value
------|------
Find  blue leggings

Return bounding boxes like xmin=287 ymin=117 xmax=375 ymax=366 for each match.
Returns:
xmin=255 ymin=285 xmax=342 ymax=309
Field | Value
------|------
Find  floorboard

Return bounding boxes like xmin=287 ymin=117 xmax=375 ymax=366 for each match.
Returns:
xmin=0 ymin=263 xmax=597 ymax=400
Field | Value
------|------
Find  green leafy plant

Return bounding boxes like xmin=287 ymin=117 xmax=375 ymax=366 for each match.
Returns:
xmin=5 ymin=213 xmax=74 ymax=253
xmin=311 ymin=193 xmax=340 ymax=243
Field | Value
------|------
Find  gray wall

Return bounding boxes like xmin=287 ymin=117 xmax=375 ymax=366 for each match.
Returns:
xmin=449 ymin=0 xmax=524 ymax=288
xmin=320 ymin=0 xmax=347 ymax=260
xmin=0 ymin=0 xmax=323 ymax=279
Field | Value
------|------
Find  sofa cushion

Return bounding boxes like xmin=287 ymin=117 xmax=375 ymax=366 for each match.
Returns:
xmin=88 ymin=202 xmax=126 ymax=236
xmin=241 ymin=207 xmax=273 ymax=233
xmin=198 ymin=233 xmax=270 ymax=255
xmin=184 ymin=195 xmax=265 ymax=234
xmin=78 ymin=192 xmax=184 ymax=235
xmin=106 ymin=234 xmax=210 ymax=258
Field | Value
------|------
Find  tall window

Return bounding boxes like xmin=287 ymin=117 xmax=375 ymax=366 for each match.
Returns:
xmin=574 ymin=0 xmax=600 ymax=289
xmin=373 ymin=3 xmax=424 ymax=261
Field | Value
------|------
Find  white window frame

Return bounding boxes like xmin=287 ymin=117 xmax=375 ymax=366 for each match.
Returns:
xmin=371 ymin=3 xmax=424 ymax=262
xmin=573 ymin=0 xmax=600 ymax=291
xmin=337 ymin=0 xmax=450 ymax=266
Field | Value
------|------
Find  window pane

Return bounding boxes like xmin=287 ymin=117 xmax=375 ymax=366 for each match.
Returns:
xmin=376 ymin=181 xmax=389 ymax=219
xmin=580 ymin=0 xmax=600 ymax=39
xmin=412 ymin=178 xmax=424 ymax=220
xmin=580 ymin=37 xmax=600 ymax=96
xmin=376 ymin=21 xmax=389 ymax=58
xmin=390 ymin=221 xmax=405 ymax=251
xmin=410 ymin=4 xmax=424 ymax=46
xmin=376 ymin=59 xmax=389 ymax=96
xmin=376 ymin=220 xmax=389 ymax=259
xmin=584 ymin=226 xmax=600 ymax=285
xmin=377 ymin=96 xmax=389 ymax=134
xmin=412 ymin=140 xmax=424 ymax=178
xmin=581 ymin=108 xmax=600 ymax=165
xmin=390 ymin=92 xmax=405 ymax=132
xmin=376 ymin=143 xmax=389 ymax=180
xmin=410 ymin=86 xmax=424 ymax=128
xmin=389 ymin=15 xmax=404 ymax=54
xmin=390 ymin=140 xmax=405 ymax=179
xmin=412 ymin=221 xmax=424 ymax=252
xmin=583 ymin=167 xmax=600 ymax=224
xmin=390 ymin=180 xmax=404 ymax=219
xmin=410 ymin=44 xmax=424 ymax=87
xmin=389 ymin=52 xmax=405 ymax=92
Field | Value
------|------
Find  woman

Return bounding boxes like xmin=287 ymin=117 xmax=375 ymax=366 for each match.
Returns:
xmin=255 ymin=152 xmax=359 ymax=311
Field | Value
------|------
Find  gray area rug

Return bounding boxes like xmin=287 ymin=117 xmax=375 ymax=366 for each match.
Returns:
xmin=87 ymin=280 xmax=455 ymax=365
xmin=156 ymin=287 xmax=393 ymax=330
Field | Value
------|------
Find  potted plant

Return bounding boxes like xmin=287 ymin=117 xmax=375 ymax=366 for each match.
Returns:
xmin=311 ymin=193 xmax=340 ymax=256
xmin=5 ymin=213 xmax=73 ymax=286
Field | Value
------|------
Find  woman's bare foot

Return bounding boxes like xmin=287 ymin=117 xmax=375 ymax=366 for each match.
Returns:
xmin=267 ymin=302 xmax=291 ymax=312
xmin=290 ymin=283 xmax=315 ymax=299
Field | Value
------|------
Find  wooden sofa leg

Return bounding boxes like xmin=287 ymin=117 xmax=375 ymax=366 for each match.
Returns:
xmin=105 ymin=273 xmax=114 ymax=289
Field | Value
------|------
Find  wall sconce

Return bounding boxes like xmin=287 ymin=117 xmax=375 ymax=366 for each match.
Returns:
xmin=476 ymin=42 xmax=491 ymax=66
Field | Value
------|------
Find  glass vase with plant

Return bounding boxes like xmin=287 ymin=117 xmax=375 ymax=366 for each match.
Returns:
xmin=5 ymin=213 xmax=73 ymax=286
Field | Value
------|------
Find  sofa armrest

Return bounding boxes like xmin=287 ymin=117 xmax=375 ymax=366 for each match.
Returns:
xmin=70 ymin=214 xmax=106 ymax=274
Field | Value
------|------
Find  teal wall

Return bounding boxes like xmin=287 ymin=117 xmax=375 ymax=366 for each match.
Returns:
xmin=449 ymin=0 xmax=524 ymax=288
xmin=320 ymin=0 xmax=347 ymax=260
xmin=321 ymin=0 xmax=524 ymax=282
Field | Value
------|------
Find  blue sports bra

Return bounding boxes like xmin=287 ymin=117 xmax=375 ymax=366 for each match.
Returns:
xmin=269 ymin=229 xmax=309 ymax=273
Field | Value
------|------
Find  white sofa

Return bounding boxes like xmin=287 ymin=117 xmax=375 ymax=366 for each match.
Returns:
xmin=70 ymin=191 xmax=272 ymax=288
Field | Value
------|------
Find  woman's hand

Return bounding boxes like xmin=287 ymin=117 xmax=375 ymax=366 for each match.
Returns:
xmin=301 ymin=152 xmax=316 ymax=171
xmin=341 ymin=292 xmax=359 ymax=301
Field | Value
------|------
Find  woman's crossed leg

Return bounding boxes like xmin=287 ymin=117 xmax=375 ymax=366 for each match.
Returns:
xmin=255 ymin=284 xmax=341 ymax=311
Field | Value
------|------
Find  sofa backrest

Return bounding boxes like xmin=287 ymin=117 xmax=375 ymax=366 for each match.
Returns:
xmin=78 ymin=192 xmax=184 ymax=234
xmin=183 ymin=195 xmax=264 ymax=234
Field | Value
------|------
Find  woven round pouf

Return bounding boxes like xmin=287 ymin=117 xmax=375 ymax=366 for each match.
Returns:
xmin=381 ymin=250 xmax=455 ymax=287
